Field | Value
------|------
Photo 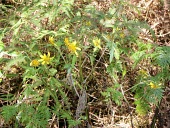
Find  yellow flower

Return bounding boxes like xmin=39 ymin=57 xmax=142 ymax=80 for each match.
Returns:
xmin=93 ymin=38 xmax=101 ymax=49
xmin=86 ymin=21 xmax=91 ymax=26
xmin=149 ymin=82 xmax=159 ymax=89
xmin=49 ymin=36 xmax=55 ymax=45
xmin=138 ymin=69 xmax=148 ymax=77
xmin=39 ymin=52 xmax=52 ymax=65
xmin=116 ymin=27 xmax=120 ymax=31
xmin=30 ymin=59 xmax=39 ymax=67
xmin=67 ymin=41 xmax=81 ymax=56
xmin=120 ymin=33 xmax=125 ymax=38
xmin=64 ymin=37 xmax=69 ymax=46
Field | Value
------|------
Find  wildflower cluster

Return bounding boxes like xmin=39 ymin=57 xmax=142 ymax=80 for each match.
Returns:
xmin=30 ymin=36 xmax=104 ymax=67
xmin=30 ymin=37 xmax=55 ymax=67
xmin=64 ymin=38 xmax=81 ymax=56
xmin=30 ymin=52 xmax=53 ymax=67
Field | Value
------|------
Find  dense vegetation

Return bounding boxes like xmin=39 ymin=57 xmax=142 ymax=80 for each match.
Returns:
xmin=0 ymin=0 xmax=169 ymax=127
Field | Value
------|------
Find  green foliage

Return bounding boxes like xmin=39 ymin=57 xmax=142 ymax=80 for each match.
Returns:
xmin=20 ymin=104 xmax=51 ymax=128
xmin=132 ymin=44 xmax=168 ymax=115
xmin=155 ymin=46 xmax=170 ymax=68
xmin=1 ymin=105 xmax=18 ymax=122
xmin=0 ymin=0 xmax=168 ymax=127
xmin=1 ymin=103 xmax=51 ymax=128
xmin=133 ymin=81 xmax=164 ymax=115
xmin=134 ymin=98 xmax=151 ymax=115
xmin=59 ymin=110 xmax=81 ymax=128
xmin=102 ymin=84 xmax=123 ymax=106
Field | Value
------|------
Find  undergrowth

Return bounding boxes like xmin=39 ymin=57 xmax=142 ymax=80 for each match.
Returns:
xmin=0 ymin=0 xmax=169 ymax=127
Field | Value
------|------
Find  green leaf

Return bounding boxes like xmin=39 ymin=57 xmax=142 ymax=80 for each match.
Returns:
xmin=0 ymin=39 xmax=4 ymax=52
xmin=122 ymin=65 xmax=127 ymax=78
xmin=107 ymin=42 xmax=119 ymax=63
xmin=71 ymin=55 xmax=77 ymax=68
xmin=90 ymin=55 xmax=95 ymax=66
xmin=49 ymin=77 xmax=62 ymax=88
xmin=0 ymin=93 xmax=14 ymax=101
xmin=135 ymin=99 xmax=150 ymax=115
xmin=155 ymin=46 xmax=170 ymax=67
xmin=5 ymin=54 xmax=25 ymax=71
xmin=49 ymin=68 xmax=57 ymax=76
xmin=131 ymin=51 xmax=145 ymax=68
xmin=114 ymin=47 xmax=120 ymax=60
xmin=102 ymin=85 xmax=123 ymax=106
xmin=1 ymin=105 xmax=18 ymax=122
xmin=109 ymin=44 xmax=114 ymax=63
xmin=6 ymin=73 xmax=19 ymax=78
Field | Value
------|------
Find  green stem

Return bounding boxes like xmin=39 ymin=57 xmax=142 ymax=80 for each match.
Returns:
xmin=78 ymin=52 xmax=84 ymax=84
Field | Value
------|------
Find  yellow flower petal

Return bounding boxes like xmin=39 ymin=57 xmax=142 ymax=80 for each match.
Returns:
xmin=76 ymin=47 xmax=81 ymax=51
xmin=39 ymin=52 xmax=53 ymax=65
xmin=149 ymin=82 xmax=159 ymax=89
xmin=75 ymin=51 xmax=78 ymax=56
xmin=30 ymin=59 xmax=39 ymax=67
xmin=49 ymin=36 xmax=55 ymax=45
xmin=138 ymin=69 xmax=148 ymax=77
xmin=86 ymin=21 xmax=91 ymax=26
xmin=47 ymin=52 xmax=50 ymax=57
xmin=120 ymin=33 xmax=125 ymax=38
xmin=64 ymin=38 xmax=69 ymax=46
xmin=40 ymin=55 xmax=44 ymax=58
xmin=65 ymin=40 xmax=81 ymax=56
xmin=72 ymin=41 xmax=77 ymax=45
xmin=93 ymin=38 xmax=101 ymax=49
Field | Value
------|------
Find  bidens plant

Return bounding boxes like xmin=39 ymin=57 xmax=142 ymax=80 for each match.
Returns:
xmin=0 ymin=0 xmax=167 ymax=127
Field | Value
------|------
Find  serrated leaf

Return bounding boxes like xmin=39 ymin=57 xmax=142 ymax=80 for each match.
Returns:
xmin=1 ymin=105 xmax=18 ymax=122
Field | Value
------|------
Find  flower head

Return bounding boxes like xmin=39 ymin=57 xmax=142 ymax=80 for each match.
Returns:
xmin=93 ymin=38 xmax=101 ymax=49
xmin=86 ymin=21 xmax=91 ymax=26
xmin=138 ymin=69 xmax=148 ymax=77
xmin=30 ymin=59 xmax=39 ymax=67
xmin=39 ymin=52 xmax=53 ymax=65
xmin=64 ymin=37 xmax=69 ymax=46
xmin=116 ymin=27 xmax=121 ymax=31
xmin=149 ymin=82 xmax=159 ymax=89
xmin=49 ymin=36 xmax=55 ymax=45
xmin=120 ymin=33 xmax=125 ymax=38
xmin=67 ymin=41 xmax=81 ymax=56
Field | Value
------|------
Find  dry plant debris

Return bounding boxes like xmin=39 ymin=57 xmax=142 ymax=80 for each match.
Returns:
xmin=0 ymin=0 xmax=170 ymax=128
